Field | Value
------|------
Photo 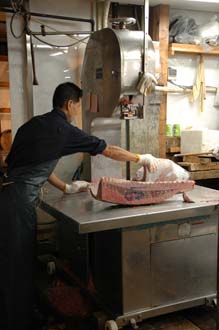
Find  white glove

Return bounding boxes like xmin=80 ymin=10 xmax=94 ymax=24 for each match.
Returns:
xmin=136 ymin=72 xmax=158 ymax=95
xmin=209 ymin=144 xmax=219 ymax=160
xmin=64 ymin=180 xmax=90 ymax=194
xmin=137 ymin=154 xmax=159 ymax=173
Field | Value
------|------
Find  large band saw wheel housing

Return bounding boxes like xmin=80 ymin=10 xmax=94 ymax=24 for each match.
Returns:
xmin=81 ymin=27 xmax=155 ymax=118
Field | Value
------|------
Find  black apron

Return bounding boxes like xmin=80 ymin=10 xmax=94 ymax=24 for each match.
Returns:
xmin=0 ymin=160 xmax=58 ymax=330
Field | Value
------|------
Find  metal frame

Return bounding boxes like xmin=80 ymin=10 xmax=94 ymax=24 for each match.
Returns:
xmin=40 ymin=185 xmax=219 ymax=329
xmin=1 ymin=7 xmax=95 ymax=31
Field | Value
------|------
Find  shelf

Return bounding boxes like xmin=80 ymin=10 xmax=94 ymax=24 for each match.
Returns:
xmin=0 ymin=113 xmax=10 ymax=119
xmin=189 ymin=169 xmax=219 ymax=180
xmin=169 ymin=43 xmax=219 ymax=56
xmin=0 ymin=108 xmax=10 ymax=113
xmin=167 ymin=146 xmax=180 ymax=153
xmin=0 ymin=12 xmax=6 ymax=21
xmin=0 ymin=55 xmax=8 ymax=62
xmin=0 ymin=82 xmax=9 ymax=87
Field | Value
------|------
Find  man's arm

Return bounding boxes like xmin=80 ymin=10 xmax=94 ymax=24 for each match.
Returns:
xmin=102 ymin=145 xmax=158 ymax=172
xmin=47 ymin=172 xmax=66 ymax=192
xmin=102 ymin=145 xmax=139 ymax=162
xmin=48 ymin=172 xmax=90 ymax=194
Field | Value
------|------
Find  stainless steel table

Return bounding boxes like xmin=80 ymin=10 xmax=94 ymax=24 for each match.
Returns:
xmin=40 ymin=184 xmax=219 ymax=330
xmin=40 ymin=184 xmax=218 ymax=233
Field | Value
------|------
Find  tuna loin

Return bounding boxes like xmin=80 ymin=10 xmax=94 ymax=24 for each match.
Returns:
xmin=89 ymin=177 xmax=195 ymax=205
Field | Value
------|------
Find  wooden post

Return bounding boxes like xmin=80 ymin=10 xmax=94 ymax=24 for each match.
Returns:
xmin=0 ymin=12 xmax=6 ymax=21
xmin=149 ymin=5 xmax=169 ymax=158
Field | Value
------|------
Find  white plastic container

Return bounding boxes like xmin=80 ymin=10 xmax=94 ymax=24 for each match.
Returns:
xmin=181 ymin=129 xmax=219 ymax=153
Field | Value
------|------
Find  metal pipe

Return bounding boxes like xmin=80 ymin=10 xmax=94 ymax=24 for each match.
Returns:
xmin=25 ymin=34 xmax=34 ymax=118
xmin=1 ymin=7 xmax=95 ymax=31
xmin=103 ymin=0 xmax=111 ymax=28
xmin=30 ymin=34 xmax=38 ymax=85
xmin=29 ymin=31 xmax=92 ymax=36
xmin=125 ymin=119 xmax=130 ymax=180
xmin=143 ymin=0 xmax=149 ymax=74
xmin=143 ymin=0 xmax=149 ymax=115
xmin=91 ymin=0 xmax=97 ymax=31
xmin=96 ymin=0 xmax=104 ymax=31
xmin=155 ymin=85 xmax=217 ymax=94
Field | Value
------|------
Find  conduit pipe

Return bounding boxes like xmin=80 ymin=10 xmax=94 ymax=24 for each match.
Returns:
xmin=103 ymin=0 xmax=111 ymax=28
xmin=96 ymin=1 xmax=104 ymax=30
xmin=1 ymin=7 xmax=95 ymax=31
xmin=155 ymin=85 xmax=217 ymax=94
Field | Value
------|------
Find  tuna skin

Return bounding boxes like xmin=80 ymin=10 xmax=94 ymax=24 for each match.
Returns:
xmin=90 ymin=177 xmax=195 ymax=205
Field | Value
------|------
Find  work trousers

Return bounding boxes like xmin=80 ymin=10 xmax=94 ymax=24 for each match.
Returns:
xmin=0 ymin=183 xmax=37 ymax=330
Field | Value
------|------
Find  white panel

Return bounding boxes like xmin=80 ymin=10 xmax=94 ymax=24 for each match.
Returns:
xmin=167 ymin=8 xmax=219 ymax=131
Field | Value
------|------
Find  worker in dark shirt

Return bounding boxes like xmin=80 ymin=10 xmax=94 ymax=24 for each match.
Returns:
xmin=0 ymin=82 xmax=158 ymax=330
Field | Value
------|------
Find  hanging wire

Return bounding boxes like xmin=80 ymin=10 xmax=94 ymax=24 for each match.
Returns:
xmin=10 ymin=0 xmax=24 ymax=12
xmin=9 ymin=2 xmax=90 ymax=47
xmin=32 ymin=34 xmax=89 ymax=49
xmin=9 ymin=0 xmax=31 ymax=39
xmin=31 ymin=17 xmax=89 ymax=44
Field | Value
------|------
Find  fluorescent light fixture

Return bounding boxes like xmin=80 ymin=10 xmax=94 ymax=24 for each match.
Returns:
xmin=73 ymin=34 xmax=90 ymax=37
xmin=35 ymin=45 xmax=68 ymax=50
xmin=50 ymin=52 xmax=63 ymax=57
xmin=63 ymin=69 xmax=69 ymax=72
xmin=65 ymin=76 xmax=71 ymax=79
xmin=35 ymin=45 xmax=53 ymax=49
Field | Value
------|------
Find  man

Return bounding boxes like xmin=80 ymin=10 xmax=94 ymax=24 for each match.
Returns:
xmin=0 ymin=82 xmax=158 ymax=330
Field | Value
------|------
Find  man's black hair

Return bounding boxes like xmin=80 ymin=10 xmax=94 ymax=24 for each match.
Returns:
xmin=52 ymin=82 xmax=82 ymax=109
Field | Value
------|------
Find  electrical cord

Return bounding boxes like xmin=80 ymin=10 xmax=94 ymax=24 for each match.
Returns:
xmin=10 ymin=0 xmax=24 ymax=12
xmin=32 ymin=33 xmax=89 ymax=49
xmin=9 ymin=0 xmax=30 ymax=39
xmin=168 ymin=79 xmax=192 ymax=90
xmin=31 ymin=17 xmax=90 ymax=44
xmin=9 ymin=3 xmax=90 ymax=47
xmin=9 ymin=10 xmax=30 ymax=39
xmin=168 ymin=79 xmax=217 ymax=92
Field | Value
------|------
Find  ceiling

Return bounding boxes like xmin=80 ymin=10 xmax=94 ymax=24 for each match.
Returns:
xmin=117 ymin=0 xmax=219 ymax=12
xmin=1 ymin=0 xmax=219 ymax=13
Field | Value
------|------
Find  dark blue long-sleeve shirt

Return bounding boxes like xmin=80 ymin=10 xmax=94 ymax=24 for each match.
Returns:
xmin=6 ymin=109 xmax=107 ymax=172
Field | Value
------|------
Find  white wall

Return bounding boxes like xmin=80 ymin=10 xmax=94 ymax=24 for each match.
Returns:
xmin=6 ymin=14 xmax=30 ymax=134
xmin=7 ymin=0 xmax=92 ymax=181
xmin=29 ymin=0 xmax=92 ymax=117
xmin=167 ymin=8 xmax=219 ymax=130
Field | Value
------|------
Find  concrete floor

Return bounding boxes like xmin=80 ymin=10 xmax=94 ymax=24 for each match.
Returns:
xmin=34 ymin=260 xmax=216 ymax=330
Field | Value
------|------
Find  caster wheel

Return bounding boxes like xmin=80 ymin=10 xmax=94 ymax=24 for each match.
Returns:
xmin=105 ymin=320 xmax=118 ymax=330
xmin=47 ymin=260 xmax=56 ymax=275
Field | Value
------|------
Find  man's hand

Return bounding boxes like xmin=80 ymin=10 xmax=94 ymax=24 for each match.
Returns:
xmin=64 ymin=180 xmax=90 ymax=194
xmin=137 ymin=154 xmax=159 ymax=172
